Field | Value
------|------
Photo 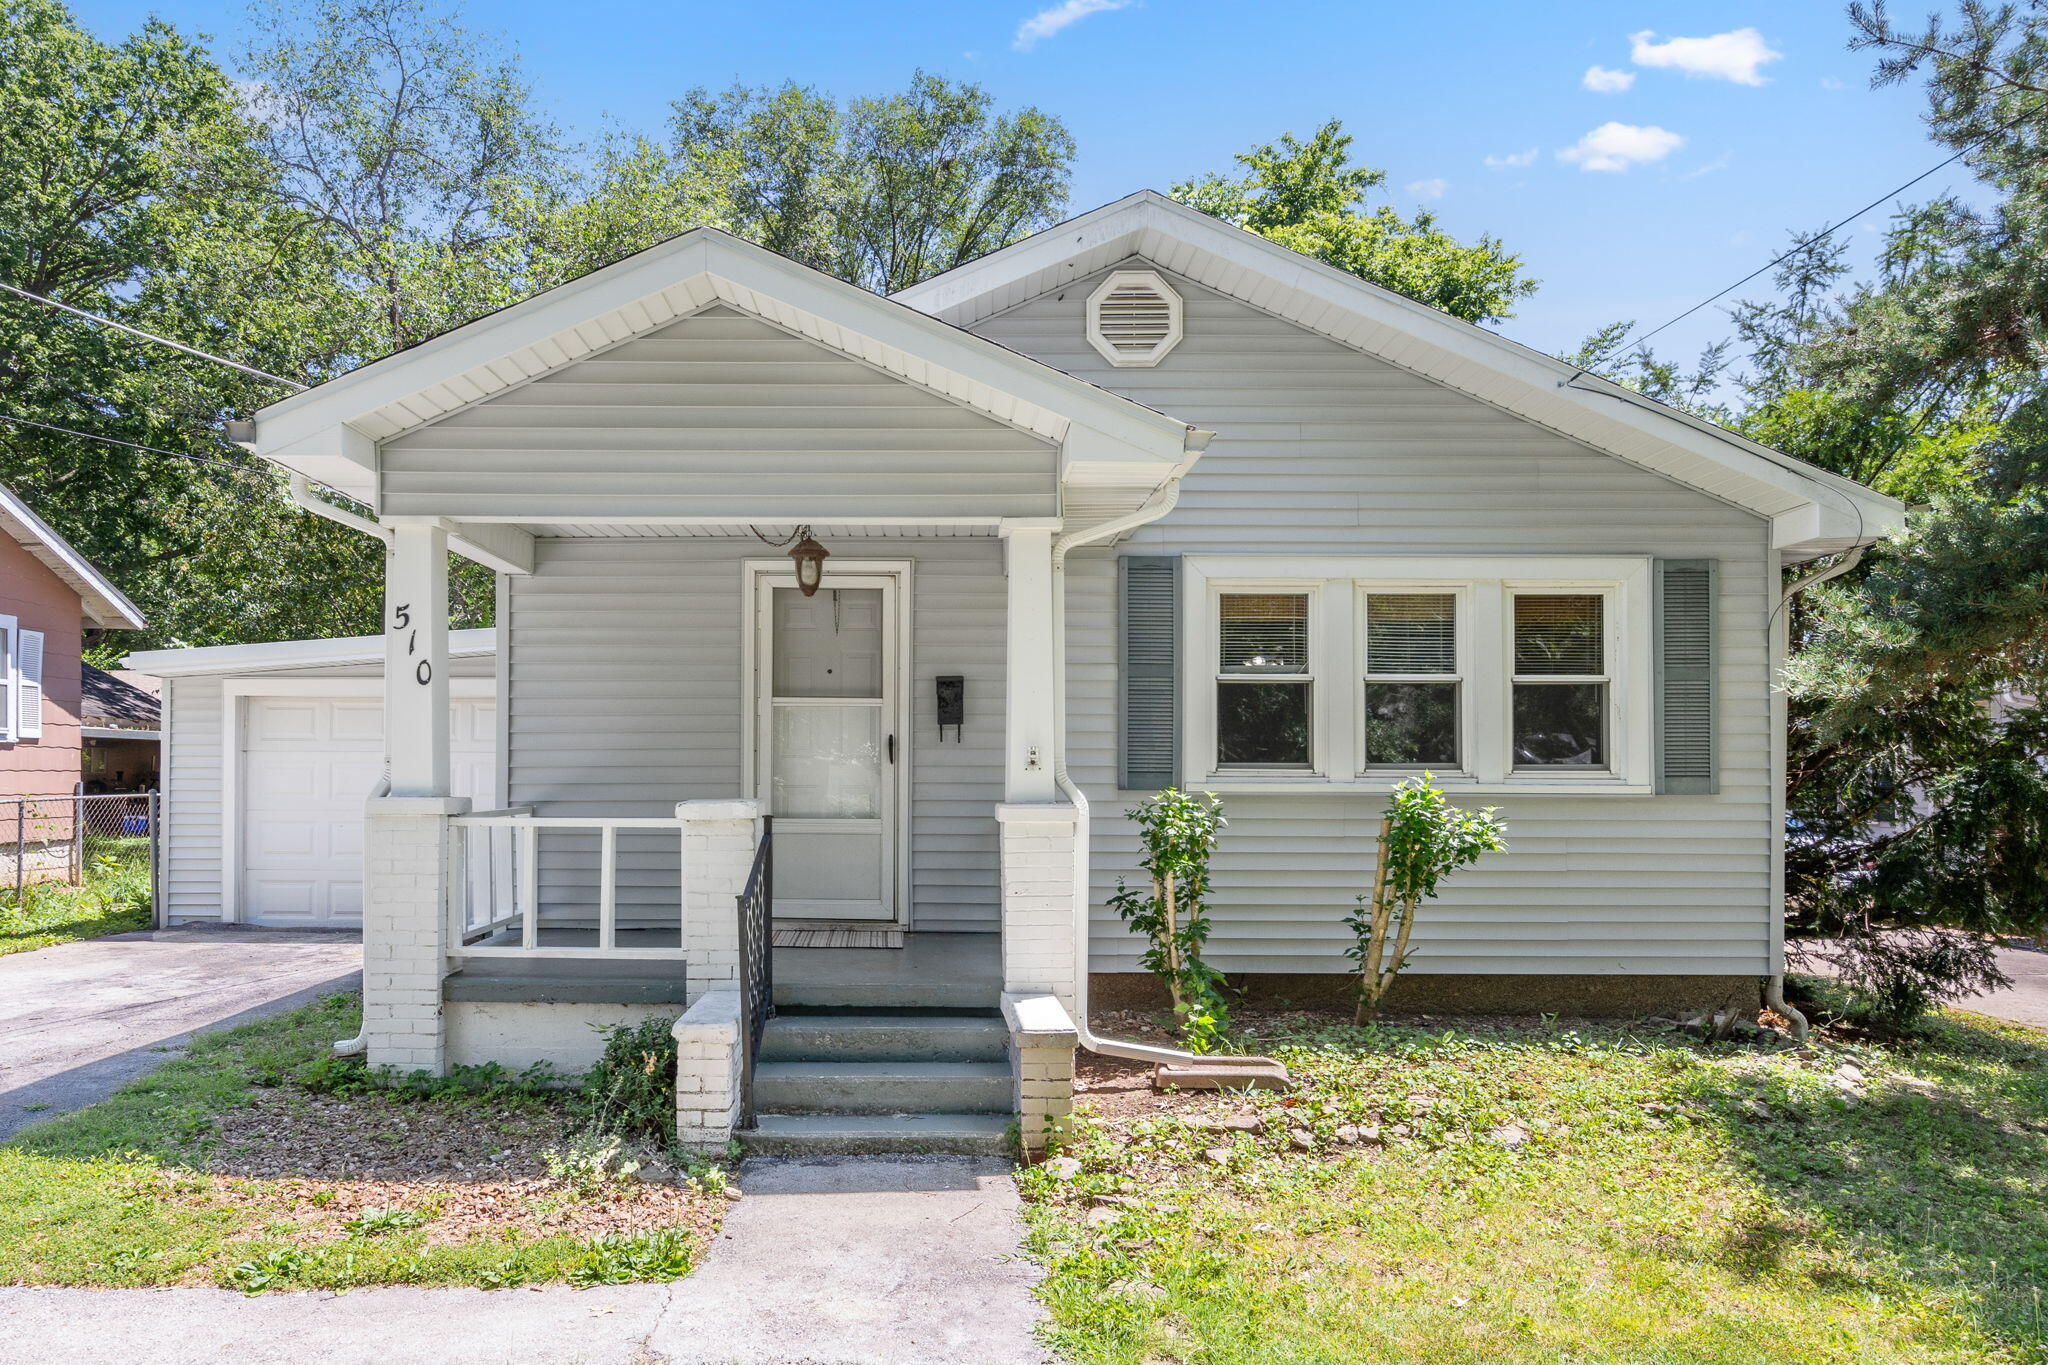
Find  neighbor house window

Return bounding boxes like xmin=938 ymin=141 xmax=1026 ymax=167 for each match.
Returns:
xmin=1362 ymin=592 xmax=1459 ymax=768
xmin=1216 ymin=592 xmax=1311 ymax=767
xmin=1511 ymin=593 xmax=1608 ymax=768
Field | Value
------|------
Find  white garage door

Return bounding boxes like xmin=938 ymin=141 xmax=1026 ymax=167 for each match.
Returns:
xmin=239 ymin=696 xmax=495 ymax=926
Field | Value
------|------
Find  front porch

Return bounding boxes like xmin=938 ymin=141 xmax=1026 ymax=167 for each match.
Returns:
xmin=244 ymin=229 xmax=1207 ymax=1153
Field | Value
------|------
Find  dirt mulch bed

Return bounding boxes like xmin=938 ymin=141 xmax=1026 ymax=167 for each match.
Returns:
xmin=189 ymin=1089 xmax=721 ymax=1247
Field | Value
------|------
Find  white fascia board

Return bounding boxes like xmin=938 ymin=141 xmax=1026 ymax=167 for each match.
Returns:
xmin=251 ymin=228 xmax=1198 ymax=500
xmin=125 ymin=627 xmax=495 ymax=678
xmin=0 ymin=484 xmax=147 ymax=629
xmin=899 ymin=191 xmax=1905 ymax=551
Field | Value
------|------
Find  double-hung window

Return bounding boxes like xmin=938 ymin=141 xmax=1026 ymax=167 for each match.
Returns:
xmin=1184 ymin=557 xmax=1652 ymax=791
xmin=1215 ymin=592 xmax=1312 ymax=767
xmin=1511 ymin=593 xmax=1609 ymax=769
xmin=1362 ymin=592 xmax=1460 ymax=769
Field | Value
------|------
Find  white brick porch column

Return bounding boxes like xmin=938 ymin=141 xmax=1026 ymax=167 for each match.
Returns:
xmin=361 ymin=795 xmax=468 ymax=1073
xmin=678 ymin=798 xmax=763 ymax=1005
xmin=359 ymin=519 xmax=461 ymax=1074
xmin=996 ymin=801 xmax=1079 ymax=1012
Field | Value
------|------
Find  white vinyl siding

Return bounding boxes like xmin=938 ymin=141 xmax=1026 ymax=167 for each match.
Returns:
xmin=504 ymin=537 xmax=1007 ymax=932
xmin=973 ymin=260 xmax=1775 ymax=978
xmin=380 ymin=305 xmax=1058 ymax=521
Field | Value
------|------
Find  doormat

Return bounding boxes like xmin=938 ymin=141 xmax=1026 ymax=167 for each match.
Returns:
xmin=772 ymin=927 xmax=906 ymax=950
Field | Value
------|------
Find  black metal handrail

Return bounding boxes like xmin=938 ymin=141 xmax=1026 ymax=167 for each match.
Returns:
xmin=735 ymin=815 xmax=773 ymax=1129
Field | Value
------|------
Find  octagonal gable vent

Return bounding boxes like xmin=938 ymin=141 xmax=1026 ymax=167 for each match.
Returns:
xmin=1086 ymin=270 xmax=1183 ymax=367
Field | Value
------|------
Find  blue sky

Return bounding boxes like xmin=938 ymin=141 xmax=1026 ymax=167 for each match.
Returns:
xmin=78 ymin=1 xmax=1962 ymax=367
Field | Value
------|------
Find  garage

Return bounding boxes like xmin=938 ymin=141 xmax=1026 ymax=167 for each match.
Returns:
xmin=237 ymin=693 xmax=495 ymax=926
xmin=121 ymin=629 xmax=499 ymax=928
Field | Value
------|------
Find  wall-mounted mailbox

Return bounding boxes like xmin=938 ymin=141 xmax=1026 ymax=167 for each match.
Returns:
xmin=936 ymin=675 xmax=965 ymax=741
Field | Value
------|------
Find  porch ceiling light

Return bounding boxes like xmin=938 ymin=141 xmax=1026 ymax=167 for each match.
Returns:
xmin=753 ymin=523 xmax=831 ymax=595
xmin=789 ymin=530 xmax=830 ymax=596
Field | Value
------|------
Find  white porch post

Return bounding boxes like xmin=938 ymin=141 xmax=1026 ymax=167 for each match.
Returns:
xmin=361 ymin=521 xmax=466 ymax=1074
xmin=1001 ymin=524 xmax=1059 ymax=803
xmin=383 ymin=522 xmax=451 ymax=798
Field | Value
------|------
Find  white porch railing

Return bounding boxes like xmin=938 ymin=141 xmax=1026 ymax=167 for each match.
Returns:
xmin=448 ymin=809 xmax=690 ymax=959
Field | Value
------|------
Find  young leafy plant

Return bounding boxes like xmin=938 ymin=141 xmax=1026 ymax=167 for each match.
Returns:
xmin=1107 ymin=789 xmax=1232 ymax=1052
xmin=1347 ymin=775 xmax=1507 ymax=1021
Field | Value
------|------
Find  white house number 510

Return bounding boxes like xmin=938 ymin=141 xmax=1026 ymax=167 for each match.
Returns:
xmin=392 ymin=604 xmax=432 ymax=685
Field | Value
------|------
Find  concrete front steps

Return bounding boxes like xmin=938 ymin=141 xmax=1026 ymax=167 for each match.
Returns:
xmin=739 ymin=1009 xmax=1015 ymax=1157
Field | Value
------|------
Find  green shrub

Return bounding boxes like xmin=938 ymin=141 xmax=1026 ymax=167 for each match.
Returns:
xmin=578 ymin=1014 xmax=679 ymax=1143
xmin=1107 ymin=789 xmax=1232 ymax=1052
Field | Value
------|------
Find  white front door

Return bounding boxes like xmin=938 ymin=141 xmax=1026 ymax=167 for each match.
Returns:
xmin=752 ymin=573 xmax=902 ymax=923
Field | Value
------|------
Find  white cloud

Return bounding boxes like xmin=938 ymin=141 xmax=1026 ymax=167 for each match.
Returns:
xmin=1013 ymin=0 xmax=1131 ymax=51
xmin=1820 ymin=76 xmax=1845 ymax=91
xmin=1483 ymin=148 xmax=1538 ymax=169
xmin=1629 ymin=28 xmax=1783 ymax=85
xmin=1583 ymin=65 xmax=1636 ymax=93
xmin=1557 ymin=122 xmax=1685 ymax=172
xmin=1406 ymin=177 xmax=1449 ymax=200
xmin=1681 ymin=152 xmax=1732 ymax=180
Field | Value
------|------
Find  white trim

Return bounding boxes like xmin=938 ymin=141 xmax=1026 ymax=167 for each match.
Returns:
xmin=126 ymin=628 xmax=495 ymax=678
xmin=219 ymin=677 xmax=494 ymax=925
xmin=14 ymin=629 xmax=43 ymax=739
xmin=1182 ymin=554 xmax=1654 ymax=794
xmin=896 ymin=191 xmax=1905 ymax=558
xmin=740 ymin=559 xmax=914 ymax=929
xmin=0 ymin=485 xmax=147 ymax=630
xmin=1086 ymin=269 xmax=1183 ymax=367
xmin=83 ymin=726 xmax=159 ymax=741
xmin=0 ymin=613 xmax=13 ymax=744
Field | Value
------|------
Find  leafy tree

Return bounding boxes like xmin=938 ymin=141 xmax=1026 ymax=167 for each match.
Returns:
xmin=1173 ymin=120 xmax=1536 ymax=324
xmin=667 ymin=72 xmax=1076 ymax=293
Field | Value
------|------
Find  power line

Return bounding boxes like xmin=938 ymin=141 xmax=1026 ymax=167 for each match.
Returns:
xmin=0 ymin=280 xmax=307 ymax=391
xmin=0 ymin=412 xmax=267 ymax=477
xmin=1581 ymin=98 xmax=2048 ymax=367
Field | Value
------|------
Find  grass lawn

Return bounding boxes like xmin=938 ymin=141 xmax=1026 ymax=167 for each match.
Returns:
xmin=0 ymin=838 xmax=152 ymax=956
xmin=0 ymin=992 xmax=721 ymax=1291
xmin=1024 ymin=1011 xmax=2048 ymax=1365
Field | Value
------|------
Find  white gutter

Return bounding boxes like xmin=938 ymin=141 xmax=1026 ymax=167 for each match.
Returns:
xmin=1048 ymin=453 xmax=1284 ymax=1071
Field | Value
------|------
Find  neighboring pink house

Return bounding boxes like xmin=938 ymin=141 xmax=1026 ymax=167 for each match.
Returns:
xmin=0 ymin=483 xmax=146 ymax=839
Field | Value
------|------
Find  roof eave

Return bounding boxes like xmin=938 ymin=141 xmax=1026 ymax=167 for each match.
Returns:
xmin=0 ymin=486 xmax=148 ymax=629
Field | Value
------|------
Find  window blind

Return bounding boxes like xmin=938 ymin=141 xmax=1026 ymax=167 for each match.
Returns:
xmin=1219 ymin=593 xmax=1309 ymax=673
xmin=1513 ymin=594 xmax=1603 ymax=675
xmin=1366 ymin=594 xmax=1456 ymax=674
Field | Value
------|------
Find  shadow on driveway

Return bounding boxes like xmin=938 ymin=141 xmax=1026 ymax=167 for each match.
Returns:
xmin=0 ymin=924 xmax=362 ymax=1139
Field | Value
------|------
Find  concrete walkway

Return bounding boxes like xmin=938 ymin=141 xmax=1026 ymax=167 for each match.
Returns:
xmin=0 ymin=924 xmax=362 ymax=1139
xmin=0 ymin=1156 xmax=1050 ymax=1365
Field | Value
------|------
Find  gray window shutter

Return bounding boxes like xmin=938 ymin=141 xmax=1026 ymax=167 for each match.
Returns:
xmin=1655 ymin=559 xmax=1716 ymax=794
xmin=1119 ymin=555 xmax=1180 ymax=791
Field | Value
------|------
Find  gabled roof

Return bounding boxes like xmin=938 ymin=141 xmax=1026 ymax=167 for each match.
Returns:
xmin=124 ymin=628 xmax=495 ymax=679
xmin=0 ymin=483 xmax=147 ymax=629
xmin=896 ymin=191 xmax=1907 ymax=560
xmin=251 ymin=227 xmax=1206 ymax=503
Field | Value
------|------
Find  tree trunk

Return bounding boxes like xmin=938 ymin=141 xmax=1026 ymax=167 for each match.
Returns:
xmin=1356 ymin=818 xmax=1394 ymax=1024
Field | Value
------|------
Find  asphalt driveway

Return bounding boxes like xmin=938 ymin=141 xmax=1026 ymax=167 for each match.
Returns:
xmin=0 ymin=923 xmax=362 ymax=1139
xmin=1959 ymin=940 xmax=2048 ymax=1031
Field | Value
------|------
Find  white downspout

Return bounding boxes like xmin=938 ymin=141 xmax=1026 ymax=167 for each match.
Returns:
xmin=1763 ymin=543 xmax=1865 ymax=1045
xmin=279 ymin=472 xmax=390 ymax=1056
xmin=1049 ymin=449 xmax=1284 ymax=1070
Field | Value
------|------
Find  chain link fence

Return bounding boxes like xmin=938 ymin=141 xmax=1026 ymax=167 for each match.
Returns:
xmin=0 ymin=791 xmax=159 ymax=916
